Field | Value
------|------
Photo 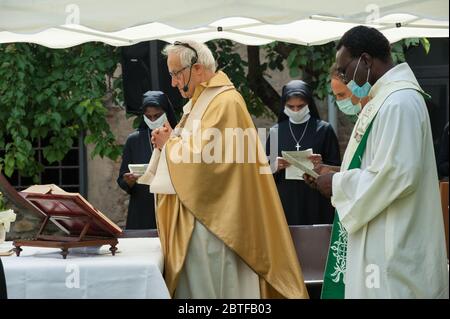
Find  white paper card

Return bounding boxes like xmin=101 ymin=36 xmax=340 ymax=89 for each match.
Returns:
xmin=282 ymin=149 xmax=319 ymax=179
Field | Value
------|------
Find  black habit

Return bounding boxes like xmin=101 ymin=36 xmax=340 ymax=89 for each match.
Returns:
xmin=117 ymin=91 xmax=178 ymax=229
xmin=117 ymin=126 xmax=155 ymax=229
xmin=267 ymin=80 xmax=341 ymax=225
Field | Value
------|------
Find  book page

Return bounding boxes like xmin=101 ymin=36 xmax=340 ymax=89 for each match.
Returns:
xmin=22 ymin=184 xmax=66 ymax=194
xmin=282 ymin=149 xmax=319 ymax=179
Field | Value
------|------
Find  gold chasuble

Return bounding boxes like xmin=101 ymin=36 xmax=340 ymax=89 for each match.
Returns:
xmin=156 ymin=71 xmax=308 ymax=299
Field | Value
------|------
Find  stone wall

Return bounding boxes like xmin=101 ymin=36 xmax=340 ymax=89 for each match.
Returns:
xmin=85 ymin=106 xmax=134 ymax=228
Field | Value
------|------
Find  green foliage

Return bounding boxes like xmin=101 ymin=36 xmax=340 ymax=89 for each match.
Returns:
xmin=0 ymin=37 xmax=429 ymax=183
xmin=391 ymin=38 xmax=430 ymax=64
xmin=207 ymin=40 xmax=270 ymax=117
xmin=208 ymin=38 xmax=430 ymax=117
xmin=274 ymin=42 xmax=337 ymax=100
xmin=268 ymin=38 xmax=429 ymax=101
xmin=0 ymin=43 xmax=123 ymax=180
xmin=0 ymin=190 xmax=7 ymax=211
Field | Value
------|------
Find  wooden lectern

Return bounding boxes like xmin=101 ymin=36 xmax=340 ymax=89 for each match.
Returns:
xmin=13 ymin=185 xmax=123 ymax=259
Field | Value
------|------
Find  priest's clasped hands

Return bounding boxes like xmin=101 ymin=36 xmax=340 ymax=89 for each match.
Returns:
xmin=151 ymin=122 xmax=172 ymax=150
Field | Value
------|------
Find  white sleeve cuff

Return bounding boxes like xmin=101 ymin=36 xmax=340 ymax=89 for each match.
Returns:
xmin=331 ymin=172 xmax=347 ymax=208
xmin=331 ymin=171 xmax=358 ymax=234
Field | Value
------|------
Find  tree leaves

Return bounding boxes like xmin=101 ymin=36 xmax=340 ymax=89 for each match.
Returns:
xmin=206 ymin=38 xmax=430 ymax=117
xmin=420 ymin=38 xmax=431 ymax=54
xmin=207 ymin=40 xmax=270 ymax=118
xmin=0 ymin=38 xmax=429 ymax=182
xmin=0 ymin=42 xmax=122 ymax=179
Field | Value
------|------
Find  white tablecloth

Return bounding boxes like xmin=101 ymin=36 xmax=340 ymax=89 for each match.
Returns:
xmin=0 ymin=238 xmax=170 ymax=299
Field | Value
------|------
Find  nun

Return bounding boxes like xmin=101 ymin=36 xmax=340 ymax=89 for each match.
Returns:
xmin=117 ymin=91 xmax=177 ymax=229
xmin=267 ymin=80 xmax=341 ymax=225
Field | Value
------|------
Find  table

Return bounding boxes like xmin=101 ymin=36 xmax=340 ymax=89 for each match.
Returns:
xmin=0 ymin=238 xmax=170 ymax=299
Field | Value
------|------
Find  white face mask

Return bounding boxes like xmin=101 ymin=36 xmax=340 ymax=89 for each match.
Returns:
xmin=284 ymin=105 xmax=310 ymax=123
xmin=144 ymin=113 xmax=167 ymax=130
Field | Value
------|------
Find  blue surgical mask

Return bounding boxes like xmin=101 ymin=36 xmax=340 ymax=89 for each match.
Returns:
xmin=346 ymin=56 xmax=371 ymax=99
xmin=336 ymin=97 xmax=361 ymax=115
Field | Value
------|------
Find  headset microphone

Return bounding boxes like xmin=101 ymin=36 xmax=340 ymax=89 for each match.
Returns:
xmin=182 ymin=64 xmax=194 ymax=92
xmin=183 ymin=78 xmax=190 ymax=92
xmin=173 ymin=41 xmax=198 ymax=94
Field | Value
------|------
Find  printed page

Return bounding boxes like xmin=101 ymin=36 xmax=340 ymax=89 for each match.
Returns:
xmin=282 ymin=149 xmax=319 ymax=179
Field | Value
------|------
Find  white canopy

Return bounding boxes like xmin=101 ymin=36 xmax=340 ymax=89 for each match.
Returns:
xmin=0 ymin=0 xmax=448 ymax=47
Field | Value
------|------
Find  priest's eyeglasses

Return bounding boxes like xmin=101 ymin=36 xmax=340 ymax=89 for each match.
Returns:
xmin=338 ymin=59 xmax=356 ymax=84
xmin=169 ymin=65 xmax=189 ymax=78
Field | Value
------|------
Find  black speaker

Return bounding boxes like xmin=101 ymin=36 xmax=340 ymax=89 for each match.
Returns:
xmin=121 ymin=40 xmax=183 ymax=115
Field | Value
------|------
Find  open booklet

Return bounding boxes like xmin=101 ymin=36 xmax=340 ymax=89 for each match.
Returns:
xmin=282 ymin=149 xmax=319 ymax=179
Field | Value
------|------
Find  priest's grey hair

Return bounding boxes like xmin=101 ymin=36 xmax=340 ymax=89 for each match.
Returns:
xmin=162 ymin=40 xmax=217 ymax=72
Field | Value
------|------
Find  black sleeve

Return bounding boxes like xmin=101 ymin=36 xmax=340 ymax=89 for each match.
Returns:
xmin=437 ymin=123 xmax=449 ymax=179
xmin=321 ymin=124 xmax=341 ymax=166
xmin=117 ymin=137 xmax=134 ymax=194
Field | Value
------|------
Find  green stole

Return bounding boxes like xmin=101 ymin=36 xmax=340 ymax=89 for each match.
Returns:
xmin=320 ymin=119 xmax=375 ymax=299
